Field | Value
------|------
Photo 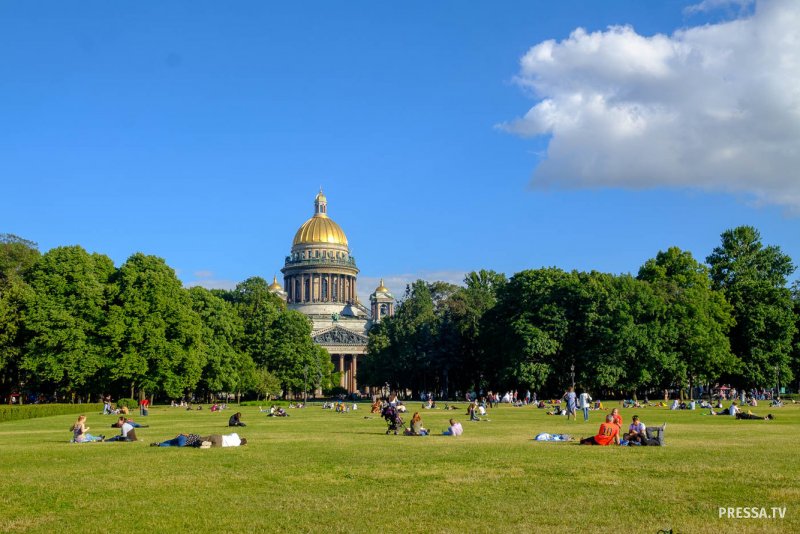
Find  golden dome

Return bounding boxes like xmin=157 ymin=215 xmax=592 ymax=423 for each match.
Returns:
xmin=375 ymin=278 xmax=389 ymax=293
xmin=292 ymin=215 xmax=348 ymax=246
xmin=292 ymin=190 xmax=348 ymax=246
xmin=268 ymin=275 xmax=283 ymax=291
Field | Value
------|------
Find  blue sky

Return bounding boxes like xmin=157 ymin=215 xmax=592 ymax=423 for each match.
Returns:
xmin=2 ymin=0 xmax=798 ymax=301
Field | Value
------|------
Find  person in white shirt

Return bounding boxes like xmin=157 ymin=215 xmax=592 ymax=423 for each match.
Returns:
xmin=623 ymin=415 xmax=647 ymax=444
xmin=106 ymin=416 xmax=138 ymax=442
xmin=442 ymin=419 xmax=463 ymax=436
xmin=198 ymin=433 xmax=248 ymax=448
xmin=578 ymin=391 xmax=593 ymax=422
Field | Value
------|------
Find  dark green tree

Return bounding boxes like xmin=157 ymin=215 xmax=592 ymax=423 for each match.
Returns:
xmin=225 ymin=277 xmax=284 ymax=369
xmin=482 ymin=268 xmax=572 ymax=392
xmin=266 ymin=310 xmax=332 ymax=395
xmin=790 ymin=280 xmax=800 ymax=393
xmin=638 ymin=247 xmax=736 ymax=397
xmin=106 ymin=253 xmax=203 ymax=400
xmin=188 ymin=286 xmax=253 ymax=401
xmin=443 ymin=270 xmax=506 ymax=394
xmin=21 ymin=246 xmax=116 ymax=399
xmin=0 ymin=235 xmax=40 ymax=401
xmin=707 ymin=226 xmax=796 ymax=387
xmin=0 ymin=234 xmax=40 ymax=284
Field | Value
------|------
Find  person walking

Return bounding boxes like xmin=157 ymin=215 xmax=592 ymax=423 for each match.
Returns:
xmin=563 ymin=387 xmax=577 ymax=421
xmin=579 ymin=390 xmax=593 ymax=422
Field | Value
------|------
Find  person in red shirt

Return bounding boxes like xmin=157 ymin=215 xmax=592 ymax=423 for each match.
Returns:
xmin=611 ymin=407 xmax=623 ymax=428
xmin=580 ymin=414 xmax=620 ymax=445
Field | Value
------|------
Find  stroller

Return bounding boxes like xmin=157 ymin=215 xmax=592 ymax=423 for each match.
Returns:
xmin=381 ymin=405 xmax=404 ymax=435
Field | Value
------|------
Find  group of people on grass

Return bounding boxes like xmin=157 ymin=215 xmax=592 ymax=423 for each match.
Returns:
xmin=401 ymin=411 xmax=463 ymax=436
xmin=70 ymin=410 xmax=248 ymax=447
xmin=580 ymin=411 xmax=666 ymax=446
xmin=708 ymin=401 xmax=775 ymax=419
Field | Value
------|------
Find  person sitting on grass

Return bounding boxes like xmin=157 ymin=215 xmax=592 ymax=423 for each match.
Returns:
xmin=150 ymin=433 xmax=203 ymax=447
xmin=404 ymin=412 xmax=428 ymax=435
xmin=580 ymin=414 xmax=620 ymax=446
xmin=610 ymin=408 xmax=623 ymax=428
xmin=228 ymin=412 xmax=246 ymax=427
xmin=735 ymin=411 xmax=774 ymax=420
xmin=197 ymin=433 xmax=248 ymax=448
xmin=442 ymin=418 xmax=463 ymax=436
xmin=106 ymin=416 xmax=139 ymax=442
xmin=623 ymin=415 xmax=647 ymax=445
xmin=70 ymin=415 xmax=104 ymax=443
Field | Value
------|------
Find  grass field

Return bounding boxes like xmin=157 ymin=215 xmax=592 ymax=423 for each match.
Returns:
xmin=0 ymin=401 xmax=797 ymax=533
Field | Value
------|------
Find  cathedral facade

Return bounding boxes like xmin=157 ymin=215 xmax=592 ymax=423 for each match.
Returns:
xmin=268 ymin=190 xmax=394 ymax=394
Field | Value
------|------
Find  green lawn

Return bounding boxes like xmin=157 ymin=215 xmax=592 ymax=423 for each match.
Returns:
xmin=0 ymin=402 xmax=797 ymax=533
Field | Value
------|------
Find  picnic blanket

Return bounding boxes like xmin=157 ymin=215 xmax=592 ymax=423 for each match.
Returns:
xmin=534 ymin=433 xmax=572 ymax=442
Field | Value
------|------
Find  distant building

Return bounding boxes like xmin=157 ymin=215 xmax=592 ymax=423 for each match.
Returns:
xmin=269 ymin=190 xmax=394 ymax=393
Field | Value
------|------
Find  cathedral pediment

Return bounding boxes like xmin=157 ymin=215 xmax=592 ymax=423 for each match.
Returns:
xmin=312 ymin=325 xmax=369 ymax=346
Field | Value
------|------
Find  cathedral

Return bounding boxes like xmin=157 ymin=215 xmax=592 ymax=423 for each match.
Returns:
xmin=268 ymin=190 xmax=394 ymax=394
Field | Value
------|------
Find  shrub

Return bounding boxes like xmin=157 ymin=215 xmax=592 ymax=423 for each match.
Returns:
xmin=0 ymin=404 xmax=104 ymax=423
xmin=116 ymin=398 xmax=138 ymax=410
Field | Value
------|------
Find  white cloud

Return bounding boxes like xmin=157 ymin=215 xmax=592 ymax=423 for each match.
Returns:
xmin=185 ymin=279 xmax=239 ymax=291
xmin=193 ymin=270 xmax=214 ymax=278
xmin=500 ymin=0 xmax=800 ymax=211
xmin=684 ymin=0 xmax=754 ymax=15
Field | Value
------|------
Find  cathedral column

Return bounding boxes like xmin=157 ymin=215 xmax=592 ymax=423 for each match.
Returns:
xmin=338 ymin=354 xmax=345 ymax=387
xmin=351 ymin=354 xmax=358 ymax=393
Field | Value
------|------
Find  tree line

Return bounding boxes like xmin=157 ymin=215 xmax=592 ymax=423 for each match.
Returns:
xmin=0 ymin=235 xmax=333 ymax=403
xmin=360 ymin=226 xmax=800 ymax=399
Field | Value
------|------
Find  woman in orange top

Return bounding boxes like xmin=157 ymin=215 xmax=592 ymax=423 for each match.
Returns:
xmin=611 ymin=408 xmax=623 ymax=428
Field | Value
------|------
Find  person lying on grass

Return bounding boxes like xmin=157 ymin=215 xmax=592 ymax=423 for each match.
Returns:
xmin=111 ymin=417 xmax=148 ymax=429
xmin=580 ymin=414 xmax=620 ymax=446
xmin=735 ymin=412 xmax=774 ymax=420
xmin=150 ymin=433 xmax=203 ymax=447
xmin=106 ymin=416 xmax=139 ymax=442
xmin=710 ymin=401 xmax=740 ymax=416
xmin=70 ymin=415 xmax=104 ymax=443
xmin=197 ymin=433 xmax=248 ymax=448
